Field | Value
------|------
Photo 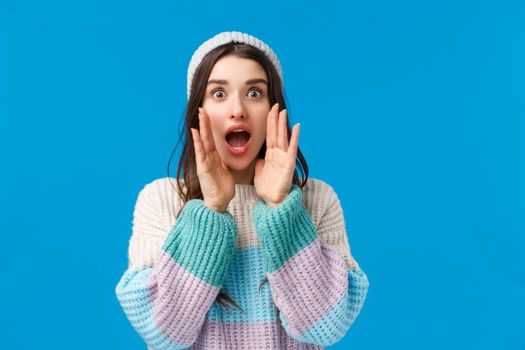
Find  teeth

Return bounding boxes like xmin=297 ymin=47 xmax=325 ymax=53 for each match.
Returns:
xmin=229 ymin=129 xmax=249 ymax=134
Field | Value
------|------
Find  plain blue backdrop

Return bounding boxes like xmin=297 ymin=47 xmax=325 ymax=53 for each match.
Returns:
xmin=1 ymin=0 xmax=524 ymax=349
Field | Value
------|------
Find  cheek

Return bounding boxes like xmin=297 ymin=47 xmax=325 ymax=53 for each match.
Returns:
xmin=212 ymin=127 xmax=223 ymax=144
xmin=206 ymin=116 xmax=223 ymax=142
xmin=253 ymin=116 xmax=268 ymax=142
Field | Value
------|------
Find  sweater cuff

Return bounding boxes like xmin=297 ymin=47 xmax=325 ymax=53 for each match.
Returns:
xmin=252 ymin=184 xmax=318 ymax=273
xmin=161 ymin=199 xmax=237 ymax=287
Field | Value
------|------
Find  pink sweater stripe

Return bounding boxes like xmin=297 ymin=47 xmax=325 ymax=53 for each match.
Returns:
xmin=149 ymin=250 xmax=221 ymax=344
xmin=186 ymin=319 xmax=322 ymax=349
xmin=267 ymin=237 xmax=348 ymax=336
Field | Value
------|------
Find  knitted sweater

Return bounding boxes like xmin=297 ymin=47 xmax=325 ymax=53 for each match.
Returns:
xmin=115 ymin=177 xmax=369 ymax=350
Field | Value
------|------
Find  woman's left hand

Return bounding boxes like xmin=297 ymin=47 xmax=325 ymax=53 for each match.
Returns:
xmin=254 ymin=103 xmax=300 ymax=208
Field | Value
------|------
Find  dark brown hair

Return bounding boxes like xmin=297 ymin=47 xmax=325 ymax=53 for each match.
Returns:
xmin=166 ymin=42 xmax=309 ymax=312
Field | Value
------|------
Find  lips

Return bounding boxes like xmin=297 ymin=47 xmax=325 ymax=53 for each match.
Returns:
xmin=224 ymin=124 xmax=251 ymax=156
xmin=225 ymin=124 xmax=251 ymax=139
xmin=224 ymin=124 xmax=251 ymax=146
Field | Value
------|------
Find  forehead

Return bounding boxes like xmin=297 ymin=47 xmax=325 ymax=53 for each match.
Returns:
xmin=208 ymin=55 xmax=267 ymax=81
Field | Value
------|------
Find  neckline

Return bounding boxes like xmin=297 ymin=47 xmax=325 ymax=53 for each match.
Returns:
xmin=230 ymin=183 xmax=259 ymax=204
xmin=168 ymin=177 xmax=260 ymax=205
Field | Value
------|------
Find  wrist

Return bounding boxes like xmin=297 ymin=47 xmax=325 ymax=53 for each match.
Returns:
xmin=265 ymin=200 xmax=281 ymax=208
xmin=204 ymin=200 xmax=228 ymax=213
xmin=262 ymin=193 xmax=287 ymax=208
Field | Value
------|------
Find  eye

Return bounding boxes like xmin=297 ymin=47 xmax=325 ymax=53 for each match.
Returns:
xmin=248 ymin=88 xmax=263 ymax=98
xmin=211 ymin=88 xmax=225 ymax=98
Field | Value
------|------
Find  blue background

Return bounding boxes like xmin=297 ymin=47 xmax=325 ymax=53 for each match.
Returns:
xmin=1 ymin=0 xmax=524 ymax=349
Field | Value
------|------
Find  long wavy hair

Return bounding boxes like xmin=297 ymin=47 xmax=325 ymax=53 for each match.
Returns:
xmin=166 ymin=42 xmax=309 ymax=313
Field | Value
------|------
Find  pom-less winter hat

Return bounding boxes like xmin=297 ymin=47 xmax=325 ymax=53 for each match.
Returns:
xmin=186 ymin=31 xmax=283 ymax=100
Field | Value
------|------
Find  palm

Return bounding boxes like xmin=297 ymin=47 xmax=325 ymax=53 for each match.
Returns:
xmin=198 ymin=148 xmax=234 ymax=196
xmin=254 ymin=148 xmax=294 ymax=202
xmin=191 ymin=107 xmax=235 ymax=208
xmin=254 ymin=103 xmax=300 ymax=206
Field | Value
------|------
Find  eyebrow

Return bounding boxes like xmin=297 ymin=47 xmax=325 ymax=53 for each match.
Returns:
xmin=207 ymin=78 xmax=268 ymax=86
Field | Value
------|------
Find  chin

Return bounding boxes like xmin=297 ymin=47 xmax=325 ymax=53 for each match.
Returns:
xmin=218 ymin=149 xmax=256 ymax=172
xmin=223 ymin=157 xmax=255 ymax=171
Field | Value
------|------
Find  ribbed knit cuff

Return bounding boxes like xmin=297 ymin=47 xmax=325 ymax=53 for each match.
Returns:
xmin=252 ymin=185 xmax=318 ymax=273
xmin=161 ymin=199 xmax=237 ymax=287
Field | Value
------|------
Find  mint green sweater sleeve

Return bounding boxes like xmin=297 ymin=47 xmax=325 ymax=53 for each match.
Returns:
xmin=161 ymin=199 xmax=237 ymax=286
xmin=252 ymin=184 xmax=369 ymax=346
xmin=115 ymin=197 xmax=237 ymax=350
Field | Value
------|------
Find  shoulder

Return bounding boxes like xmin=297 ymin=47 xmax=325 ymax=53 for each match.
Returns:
xmin=138 ymin=176 xmax=184 ymax=194
xmin=134 ymin=177 xmax=185 ymax=228
xmin=300 ymin=177 xmax=341 ymax=224
xmin=301 ymin=178 xmax=359 ymax=268
xmin=302 ymin=177 xmax=336 ymax=193
xmin=137 ymin=177 xmax=185 ymax=201
xmin=301 ymin=177 xmax=340 ymax=207
xmin=127 ymin=177 xmax=184 ymax=269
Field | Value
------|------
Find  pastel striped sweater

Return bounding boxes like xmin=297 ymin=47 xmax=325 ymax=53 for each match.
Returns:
xmin=115 ymin=177 xmax=369 ymax=349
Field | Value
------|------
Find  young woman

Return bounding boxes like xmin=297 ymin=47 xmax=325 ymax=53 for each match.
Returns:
xmin=115 ymin=31 xmax=369 ymax=350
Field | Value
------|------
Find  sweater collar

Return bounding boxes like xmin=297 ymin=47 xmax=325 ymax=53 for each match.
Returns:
xmin=174 ymin=178 xmax=260 ymax=205
xmin=230 ymin=183 xmax=259 ymax=205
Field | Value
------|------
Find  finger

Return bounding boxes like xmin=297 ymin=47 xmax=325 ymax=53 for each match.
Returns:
xmin=202 ymin=108 xmax=217 ymax=152
xmin=277 ymin=109 xmax=287 ymax=150
xmin=272 ymin=104 xmax=280 ymax=149
xmin=287 ymin=123 xmax=300 ymax=159
xmin=266 ymin=103 xmax=278 ymax=148
xmin=198 ymin=107 xmax=215 ymax=153
xmin=271 ymin=103 xmax=279 ymax=148
xmin=191 ymin=128 xmax=205 ymax=164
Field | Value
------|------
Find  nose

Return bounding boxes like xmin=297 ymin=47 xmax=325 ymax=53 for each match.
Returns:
xmin=229 ymin=92 xmax=246 ymax=119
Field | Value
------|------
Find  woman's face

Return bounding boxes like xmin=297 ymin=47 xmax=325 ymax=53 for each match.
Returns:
xmin=201 ymin=55 xmax=271 ymax=172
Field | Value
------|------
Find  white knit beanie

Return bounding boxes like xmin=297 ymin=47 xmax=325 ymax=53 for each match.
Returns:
xmin=186 ymin=31 xmax=283 ymax=100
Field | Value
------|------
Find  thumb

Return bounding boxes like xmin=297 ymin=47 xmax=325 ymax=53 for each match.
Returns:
xmin=221 ymin=160 xmax=230 ymax=172
xmin=255 ymin=158 xmax=264 ymax=176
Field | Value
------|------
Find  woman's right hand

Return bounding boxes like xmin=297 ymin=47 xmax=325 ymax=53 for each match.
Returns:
xmin=190 ymin=107 xmax=235 ymax=213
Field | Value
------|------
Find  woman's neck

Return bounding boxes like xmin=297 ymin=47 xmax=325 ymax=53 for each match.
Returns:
xmin=229 ymin=158 xmax=256 ymax=185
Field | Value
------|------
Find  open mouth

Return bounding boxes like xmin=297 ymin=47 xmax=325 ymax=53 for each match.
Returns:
xmin=225 ymin=130 xmax=251 ymax=148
